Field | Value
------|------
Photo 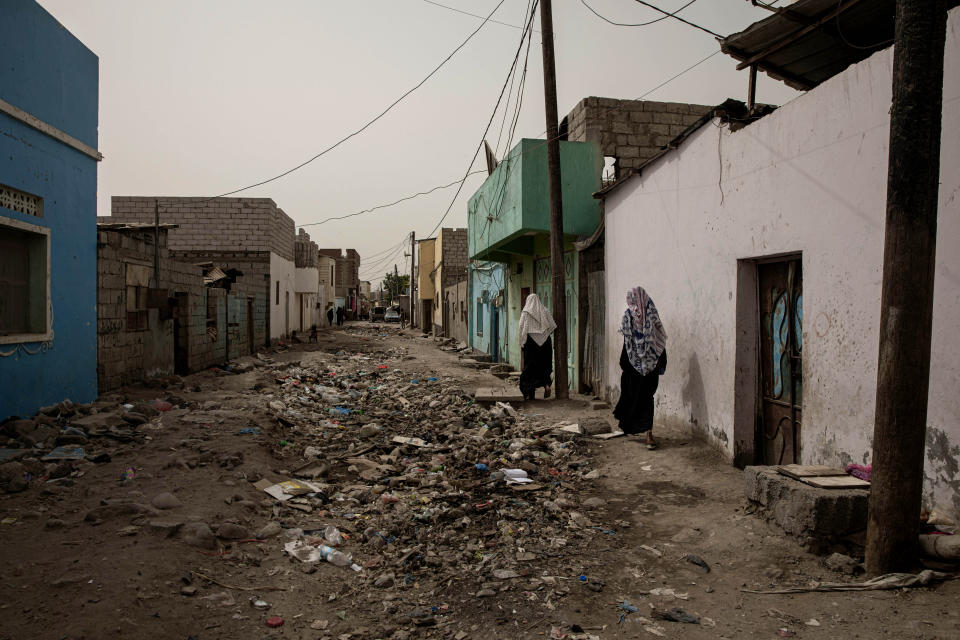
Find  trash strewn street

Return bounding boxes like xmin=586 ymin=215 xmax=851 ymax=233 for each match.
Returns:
xmin=0 ymin=325 xmax=957 ymax=639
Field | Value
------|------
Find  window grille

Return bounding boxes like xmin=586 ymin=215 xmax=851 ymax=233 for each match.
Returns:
xmin=0 ymin=184 xmax=43 ymax=217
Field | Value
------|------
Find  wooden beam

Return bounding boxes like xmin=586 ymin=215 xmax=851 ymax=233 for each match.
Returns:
xmin=734 ymin=0 xmax=872 ymax=70
xmin=0 ymin=98 xmax=102 ymax=161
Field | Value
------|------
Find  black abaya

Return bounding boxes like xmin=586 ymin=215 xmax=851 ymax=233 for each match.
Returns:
xmin=613 ymin=345 xmax=666 ymax=434
xmin=519 ymin=336 xmax=552 ymax=399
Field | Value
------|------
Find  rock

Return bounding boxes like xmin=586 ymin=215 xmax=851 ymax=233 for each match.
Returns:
xmin=256 ymin=521 xmax=283 ymax=539
xmin=45 ymin=518 xmax=67 ymax=529
xmin=670 ymin=527 xmax=702 ymax=543
xmin=151 ymin=492 xmax=182 ymax=510
xmin=147 ymin=519 xmax=184 ymax=537
xmin=84 ymin=502 xmax=158 ymax=523
xmin=583 ymin=469 xmax=601 ymax=480
xmin=583 ymin=497 xmax=605 ymax=508
xmin=824 ymin=552 xmax=860 ymax=574
xmin=579 ymin=417 xmax=611 ymax=436
xmin=181 ymin=522 xmax=217 ymax=549
xmin=216 ymin=522 xmax=250 ymax=540
xmin=3 ymin=420 xmax=35 ymax=439
xmin=476 ymin=588 xmax=496 ymax=597
xmin=22 ymin=426 xmax=58 ymax=447
xmin=117 ymin=525 xmax=140 ymax=536
xmin=180 ymin=585 xmax=198 ymax=597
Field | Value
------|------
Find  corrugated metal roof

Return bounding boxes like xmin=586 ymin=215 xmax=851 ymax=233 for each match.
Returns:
xmin=720 ymin=0 xmax=897 ymax=90
xmin=203 ymin=266 xmax=228 ymax=285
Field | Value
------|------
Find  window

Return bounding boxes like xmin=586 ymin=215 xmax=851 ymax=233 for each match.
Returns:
xmin=205 ymin=289 xmax=218 ymax=339
xmin=476 ymin=298 xmax=483 ymax=337
xmin=0 ymin=218 xmax=50 ymax=342
xmin=0 ymin=184 xmax=43 ymax=218
xmin=125 ymin=263 xmax=151 ymax=331
xmin=275 ymin=280 xmax=280 ymax=305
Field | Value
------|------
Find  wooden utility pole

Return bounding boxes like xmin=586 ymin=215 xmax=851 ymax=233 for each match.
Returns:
xmin=410 ymin=231 xmax=417 ymax=327
xmin=539 ymin=0 xmax=569 ymax=399
xmin=866 ymin=0 xmax=947 ymax=575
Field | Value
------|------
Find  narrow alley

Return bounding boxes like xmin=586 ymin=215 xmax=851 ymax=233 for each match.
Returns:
xmin=0 ymin=324 xmax=956 ymax=640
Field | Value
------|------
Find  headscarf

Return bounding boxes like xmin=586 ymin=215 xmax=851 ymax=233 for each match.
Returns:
xmin=518 ymin=294 xmax=557 ymax=347
xmin=620 ymin=286 xmax=667 ymax=375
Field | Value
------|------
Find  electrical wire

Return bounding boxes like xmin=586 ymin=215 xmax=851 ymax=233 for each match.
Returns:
xmin=297 ymin=171 xmax=487 ymax=228
xmin=423 ymin=0 xmax=539 ymax=240
xmin=421 ymin=0 xmax=538 ymax=31
xmin=834 ymin=0 xmax=893 ymax=50
xmin=580 ymin=0 xmax=699 ymax=28
xmin=203 ymin=0 xmax=508 ymax=202
xmin=360 ymin=239 xmax=411 ymax=276
xmin=360 ymin=239 xmax=409 ymax=270
xmin=631 ymin=0 xmax=723 ymax=38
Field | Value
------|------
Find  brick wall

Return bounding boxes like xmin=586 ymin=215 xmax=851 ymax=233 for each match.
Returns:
xmin=109 ymin=196 xmax=295 ymax=261
xmin=295 ymin=229 xmax=318 ymax=268
xmin=440 ymin=228 xmax=468 ymax=285
xmin=565 ymin=97 xmax=713 ymax=175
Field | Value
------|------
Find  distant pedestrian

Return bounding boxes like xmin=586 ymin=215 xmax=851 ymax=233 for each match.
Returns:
xmin=613 ymin=286 xmax=667 ymax=449
xmin=517 ymin=294 xmax=556 ymax=401
xmin=336 ymin=306 xmax=344 ymax=326
xmin=326 ymin=307 xmax=334 ymax=327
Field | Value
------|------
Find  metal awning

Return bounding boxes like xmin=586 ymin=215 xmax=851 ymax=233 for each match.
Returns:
xmin=720 ymin=0 xmax=898 ymax=91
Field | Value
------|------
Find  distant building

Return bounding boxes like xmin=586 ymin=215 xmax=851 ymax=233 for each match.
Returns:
xmin=318 ymin=248 xmax=360 ymax=318
xmin=294 ymin=229 xmax=320 ymax=332
xmin=108 ymin=196 xmax=294 ymax=341
xmin=416 ymin=228 xmax=467 ymax=337
xmin=0 ymin=0 xmax=101 ymax=418
xmin=317 ymin=252 xmax=337 ymax=325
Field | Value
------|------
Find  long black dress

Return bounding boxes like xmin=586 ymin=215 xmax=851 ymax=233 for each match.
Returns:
xmin=613 ymin=346 xmax=667 ymax=434
xmin=519 ymin=335 xmax=553 ymax=399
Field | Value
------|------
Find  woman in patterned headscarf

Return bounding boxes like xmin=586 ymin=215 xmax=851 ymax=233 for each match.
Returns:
xmin=613 ymin=286 xmax=667 ymax=449
xmin=517 ymin=294 xmax=557 ymax=401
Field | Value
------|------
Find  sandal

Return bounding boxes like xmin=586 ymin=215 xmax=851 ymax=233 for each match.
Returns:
xmin=543 ymin=387 xmax=552 ymax=399
xmin=646 ymin=437 xmax=658 ymax=450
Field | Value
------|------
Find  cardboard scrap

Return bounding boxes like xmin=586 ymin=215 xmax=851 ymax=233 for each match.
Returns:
xmin=392 ymin=436 xmax=429 ymax=448
xmin=255 ymin=478 xmax=324 ymax=501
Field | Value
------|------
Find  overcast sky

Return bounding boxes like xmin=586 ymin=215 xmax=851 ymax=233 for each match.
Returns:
xmin=39 ymin=0 xmax=798 ymax=285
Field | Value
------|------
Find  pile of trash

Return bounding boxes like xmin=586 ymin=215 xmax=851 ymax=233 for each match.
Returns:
xmin=0 ymin=397 xmax=180 ymax=494
xmin=235 ymin=351 xmax=620 ymax=614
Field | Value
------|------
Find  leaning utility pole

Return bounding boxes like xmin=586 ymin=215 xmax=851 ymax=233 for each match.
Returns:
xmin=539 ymin=0 xmax=569 ymax=399
xmin=866 ymin=0 xmax=947 ymax=575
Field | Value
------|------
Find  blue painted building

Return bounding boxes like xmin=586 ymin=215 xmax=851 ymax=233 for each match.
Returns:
xmin=468 ymin=262 xmax=508 ymax=362
xmin=0 ymin=0 xmax=101 ymax=418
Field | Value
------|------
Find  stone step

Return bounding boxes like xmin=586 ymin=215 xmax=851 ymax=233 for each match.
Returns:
xmin=474 ymin=387 xmax=525 ymax=403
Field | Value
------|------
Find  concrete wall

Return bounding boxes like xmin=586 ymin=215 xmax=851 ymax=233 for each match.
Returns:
xmin=603 ymin=10 xmax=960 ymax=520
xmin=317 ymin=254 xmax=336 ymax=324
xmin=564 ymin=96 xmax=713 ymax=175
xmin=443 ymin=279 xmax=469 ymax=344
xmin=0 ymin=0 xmax=99 ymax=418
xmin=111 ymin=197 xmax=295 ymax=260
xmin=270 ymin=252 xmax=296 ymax=339
xmin=418 ymin=239 xmax=436 ymax=300
xmin=294 ymin=266 xmax=319 ymax=331
xmin=469 ymin=262 xmax=509 ymax=362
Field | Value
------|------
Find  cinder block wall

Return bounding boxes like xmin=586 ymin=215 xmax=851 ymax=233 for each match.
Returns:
xmin=110 ymin=197 xmax=295 ymax=260
xmin=441 ymin=228 xmax=468 ymax=286
xmin=295 ymin=229 xmax=318 ymax=268
xmin=565 ymin=97 xmax=713 ymax=174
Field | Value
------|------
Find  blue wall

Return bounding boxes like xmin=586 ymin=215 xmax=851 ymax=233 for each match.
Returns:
xmin=468 ymin=263 xmax=508 ymax=363
xmin=0 ymin=0 xmax=99 ymax=417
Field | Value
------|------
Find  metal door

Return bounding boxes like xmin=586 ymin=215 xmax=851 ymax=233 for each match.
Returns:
xmin=491 ymin=304 xmax=500 ymax=363
xmin=758 ymin=258 xmax=803 ymax=465
xmin=173 ymin=293 xmax=189 ymax=375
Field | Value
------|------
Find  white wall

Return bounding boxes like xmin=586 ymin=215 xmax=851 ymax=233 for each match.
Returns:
xmin=270 ymin=252 xmax=296 ymax=339
xmin=604 ymin=10 xmax=960 ymax=519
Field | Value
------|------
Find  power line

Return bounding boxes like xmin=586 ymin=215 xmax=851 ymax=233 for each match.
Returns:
xmin=423 ymin=0 xmax=540 ymax=240
xmin=421 ymin=0 xmax=539 ymax=31
xmin=297 ymin=171 xmax=487 ymax=228
xmin=631 ymin=0 xmax=723 ymax=38
xmin=360 ymin=239 xmax=410 ymax=275
xmin=580 ymin=0 xmax=699 ymax=27
xmin=203 ymin=0 xmax=508 ymax=202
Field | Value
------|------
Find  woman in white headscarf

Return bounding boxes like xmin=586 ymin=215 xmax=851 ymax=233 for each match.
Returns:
xmin=613 ymin=286 xmax=667 ymax=449
xmin=518 ymin=294 xmax=557 ymax=401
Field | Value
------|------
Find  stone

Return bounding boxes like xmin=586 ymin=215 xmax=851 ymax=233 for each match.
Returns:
xmin=181 ymin=585 xmax=198 ymax=596
xmin=476 ymin=588 xmax=496 ymax=597
xmin=148 ymin=519 xmax=184 ymax=537
xmin=151 ymin=492 xmax=182 ymax=510
xmin=824 ymin=552 xmax=860 ymax=575
xmin=256 ymin=521 xmax=283 ymax=539
xmin=45 ymin=518 xmax=67 ymax=529
xmin=583 ymin=497 xmax=605 ymax=508
xmin=374 ymin=572 xmax=395 ymax=588
xmin=216 ymin=522 xmax=250 ymax=540
xmin=84 ymin=502 xmax=158 ymax=523
xmin=22 ymin=426 xmax=58 ymax=447
xmin=122 ymin=412 xmax=148 ymax=426
xmin=182 ymin=522 xmax=217 ymax=549
xmin=3 ymin=420 xmax=35 ymax=439
xmin=579 ymin=417 xmax=611 ymax=436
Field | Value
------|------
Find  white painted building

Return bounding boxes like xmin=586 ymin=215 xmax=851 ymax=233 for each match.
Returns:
xmin=270 ymin=252 xmax=296 ymax=339
xmin=601 ymin=9 xmax=960 ymax=519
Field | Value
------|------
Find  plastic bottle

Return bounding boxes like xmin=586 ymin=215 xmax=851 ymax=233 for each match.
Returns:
xmin=318 ymin=544 xmax=352 ymax=567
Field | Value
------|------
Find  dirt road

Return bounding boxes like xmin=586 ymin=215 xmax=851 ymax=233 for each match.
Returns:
xmin=0 ymin=324 xmax=956 ymax=639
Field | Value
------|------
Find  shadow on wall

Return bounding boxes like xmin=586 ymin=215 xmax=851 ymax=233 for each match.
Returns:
xmin=682 ymin=352 xmax=709 ymax=436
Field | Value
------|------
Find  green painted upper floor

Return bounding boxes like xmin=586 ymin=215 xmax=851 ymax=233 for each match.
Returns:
xmin=468 ymin=138 xmax=602 ymax=262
